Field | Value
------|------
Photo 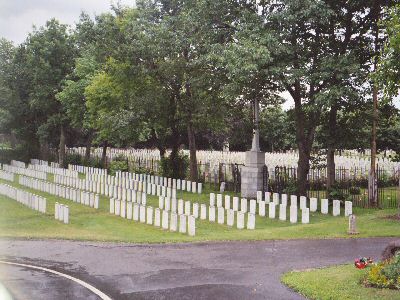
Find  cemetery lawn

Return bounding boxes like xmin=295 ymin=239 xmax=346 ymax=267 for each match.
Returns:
xmin=0 ymin=177 xmax=399 ymax=243
xmin=281 ymin=264 xmax=400 ymax=300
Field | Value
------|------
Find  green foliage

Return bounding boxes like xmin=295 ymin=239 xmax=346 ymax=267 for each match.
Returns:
xmin=109 ymin=155 xmax=129 ymax=175
xmin=64 ymin=153 xmax=83 ymax=168
xmin=365 ymin=253 xmax=400 ymax=290
xmin=160 ymin=152 xmax=189 ymax=179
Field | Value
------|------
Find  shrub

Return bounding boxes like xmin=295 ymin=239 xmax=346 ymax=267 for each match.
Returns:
xmin=160 ymin=151 xmax=189 ymax=179
xmin=365 ymin=252 xmax=400 ymax=290
xmin=64 ymin=153 xmax=82 ymax=168
xmin=109 ymin=156 xmax=129 ymax=176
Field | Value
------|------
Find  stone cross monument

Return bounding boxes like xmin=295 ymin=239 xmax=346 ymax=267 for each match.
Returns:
xmin=241 ymin=99 xmax=265 ymax=198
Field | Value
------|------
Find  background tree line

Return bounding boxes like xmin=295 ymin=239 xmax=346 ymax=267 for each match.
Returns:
xmin=0 ymin=0 xmax=399 ymax=193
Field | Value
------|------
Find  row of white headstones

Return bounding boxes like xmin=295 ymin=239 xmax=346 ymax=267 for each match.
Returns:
xmin=69 ymin=163 xmax=204 ymax=195
xmin=3 ymin=164 xmax=47 ymax=180
xmin=158 ymin=196 xmax=256 ymax=229
xmin=0 ymin=170 xmax=15 ymax=182
xmin=0 ymin=182 xmax=46 ymax=213
xmin=19 ymin=175 xmax=100 ymax=209
xmin=29 ymin=163 xmax=78 ymax=178
xmin=110 ymin=199 xmax=197 ymax=236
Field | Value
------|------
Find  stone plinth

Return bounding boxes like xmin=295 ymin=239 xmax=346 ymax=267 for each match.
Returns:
xmin=241 ymin=150 xmax=265 ymax=198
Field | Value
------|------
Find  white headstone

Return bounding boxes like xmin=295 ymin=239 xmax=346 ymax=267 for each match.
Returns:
xmin=200 ymin=204 xmax=207 ymax=220
xmin=227 ymin=209 xmax=234 ymax=226
xmin=302 ymin=208 xmax=310 ymax=224
xmin=154 ymin=208 xmax=161 ymax=226
xmin=170 ymin=212 xmax=178 ymax=231
xmin=146 ymin=206 xmax=153 ymax=225
xmin=237 ymin=211 xmax=244 ymax=229
xmin=217 ymin=207 xmax=225 ymax=224
xmin=333 ymin=200 xmax=340 ymax=216
xmin=127 ymin=202 xmax=133 ymax=219
xmin=258 ymin=201 xmax=265 ymax=217
xmin=232 ymin=197 xmax=239 ymax=211
xmin=184 ymin=201 xmax=191 ymax=216
xmin=247 ymin=213 xmax=255 ymax=230
xmin=179 ymin=214 xmax=187 ymax=233
xmin=162 ymin=210 xmax=169 ymax=229
xmin=192 ymin=203 xmax=199 ymax=218
xmin=321 ymin=198 xmax=329 ymax=214
xmin=178 ymin=199 xmax=184 ymax=215
xmin=210 ymin=193 xmax=215 ymax=206
xmin=279 ymin=204 xmax=287 ymax=221
xmin=290 ymin=195 xmax=297 ymax=207
xmin=209 ymin=206 xmax=216 ymax=222
xmin=224 ymin=195 xmax=231 ymax=210
xmin=188 ymin=215 xmax=196 ymax=236
xmin=133 ymin=203 xmax=139 ymax=221
xmin=249 ymin=200 xmax=256 ymax=214
xmin=300 ymin=196 xmax=307 ymax=209
xmin=217 ymin=194 xmax=223 ymax=207
xmin=310 ymin=198 xmax=318 ymax=212
xmin=268 ymin=202 xmax=276 ymax=219
xmin=241 ymin=198 xmax=248 ymax=212
xmin=345 ymin=201 xmax=352 ymax=217
xmin=290 ymin=206 xmax=297 ymax=223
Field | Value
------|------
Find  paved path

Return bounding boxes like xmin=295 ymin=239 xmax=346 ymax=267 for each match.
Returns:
xmin=0 ymin=237 xmax=396 ymax=300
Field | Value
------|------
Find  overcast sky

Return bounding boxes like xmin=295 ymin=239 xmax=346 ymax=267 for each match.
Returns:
xmin=0 ymin=0 xmax=135 ymax=44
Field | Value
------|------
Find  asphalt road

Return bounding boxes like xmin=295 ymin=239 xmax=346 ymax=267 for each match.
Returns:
xmin=0 ymin=237 xmax=396 ymax=300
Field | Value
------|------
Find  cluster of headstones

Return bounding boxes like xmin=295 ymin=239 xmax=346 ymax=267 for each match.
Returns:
xmin=30 ymin=159 xmax=60 ymax=168
xmin=255 ymin=191 xmax=352 ymax=219
xmin=0 ymin=170 xmax=14 ymax=182
xmin=28 ymin=163 xmax=78 ymax=178
xmin=0 ymin=182 xmax=46 ymax=213
xmin=68 ymin=164 xmax=107 ymax=176
xmin=115 ymin=171 xmax=203 ymax=194
xmin=55 ymin=202 xmax=69 ymax=224
xmin=19 ymin=175 xmax=100 ymax=209
xmin=110 ymin=198 xmax=196 ymax=236
xmin=2 ymin=164 xmax=47 ymax=180
xmin=54 ymin=171 xmax=203 ymax=204
xmin=10 ymin=160 xmax=26 ymax=168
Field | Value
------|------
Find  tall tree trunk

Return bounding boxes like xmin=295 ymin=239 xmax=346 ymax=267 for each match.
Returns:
xmin=84 ymin=132 xmax=93 ymax=163
xmin=58 ymin=124 xmax=66 ymax=167
xmin=40 ymin=140 xmax=50 ymax=161
xmin=187 ymin=122 xmax=198 ymax=182
xmin=101 ymin=141 xmax=108 ymax=168
xmin=327 ymin=106 xmax=338 ymax=191
xmin=297 ymin=144 xmax=311 ymax=196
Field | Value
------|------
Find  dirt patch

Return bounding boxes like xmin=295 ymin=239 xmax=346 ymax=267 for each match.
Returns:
xmin=382 ymin=214 xmax=400 ymax=221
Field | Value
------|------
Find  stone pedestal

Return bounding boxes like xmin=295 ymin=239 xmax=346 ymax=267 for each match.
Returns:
xmin=241 ymin=150 xmax=265 ymax=198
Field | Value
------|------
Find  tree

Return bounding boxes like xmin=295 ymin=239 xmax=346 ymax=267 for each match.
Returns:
xmin=24 ymin=19 xmax=76 ymax=164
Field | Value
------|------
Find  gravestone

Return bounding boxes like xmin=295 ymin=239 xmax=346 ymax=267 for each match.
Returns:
xmin=310 ymin=198 xmax=317 ymax=212
xmin=321 ymin=198 xmax=329 ymax=214
xmin=192 ymin=203 xmax=199 ymax=218
xmin=241 ymin=198 xmax=248 ymax=212
xmin=127 ymin=202 xmax=133 ymax=219
xmin=188 ymin=215 xmax=196 ymax=236
xmin=200 ymin=204 xmax=207 ymax=220
xmin=290 ymin=195 xmax=297 ymax=207
xmin=162 ymin=210 xmax=169 ymax=229
xmin=220 ymin=182 xmax=225 ymax=193
xmin=268 ymin=202 xmax=276 ymax=219
xmin=227 ymin=209 xmax=234 ymax=226
xmin=259 ymin=201 xmax=266 ymax=217
xmin=224 ymin=195 xmax=231 ymax=210
xmin=301 ymin=208 xmax=310 ymax=224
xmin=279 ymin=204 xmax=287 ymax=221
xmin=290 ymin=206 xmax=297 ymax=223
xmin=179 ymin=215 xmax=187 ymax=233
xmin=133 ymin=203 xmax=139 ymax=221
xmin=233 ymin=197 xmax=239 ymax=211
xmin=348 ymin=214 xmax=359 ymax=235
xmin=247 ymin=213 xmax=255 ymax=230
xmin=146 ymin=207 xmax=153 ymax=225
xmin=154 ymin=208 xmax=161 ymax=226
xmin=281 ymin=194 xmax=288 ymax=206
xmin=109 ymin=198 xmax=115 ymax=214
xmin=210 ymin=193 xmax=215 ymax=206
xmin=139 ymin=205 xmax=146 ymax=223
xmin=184 ymin=201 xmax=191 ymax=216
xmin=217 ymin=207 xmax=225 ymax=224
xmin=249 ymin=199 xmax=256 ymax=214
xmin=209 ymin=206 xmax=216 ymax=222
xmin=237 ymin=211 xmax=244 ymax=229
xmin=300 ymin=196 xmax=307 ymax=209
xmin=333 ymin=200 xmax=340 ymax=216
xmin=217 ymin=194 xmax=223 ymax=207
xmin=170 ymin=212 xmax=178 ymax=231
xmin=345 ymin=201 xmax=352 ymax=217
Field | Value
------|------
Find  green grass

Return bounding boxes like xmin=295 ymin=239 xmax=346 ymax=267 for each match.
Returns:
xmin=0 ymin=176 xmax=399 ymax=244
xmin=281 ymin=264 xmax=400 ymax=300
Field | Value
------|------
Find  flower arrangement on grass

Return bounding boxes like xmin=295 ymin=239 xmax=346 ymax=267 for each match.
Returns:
xmin=364 ymin=252 xmax=400 ymax=290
